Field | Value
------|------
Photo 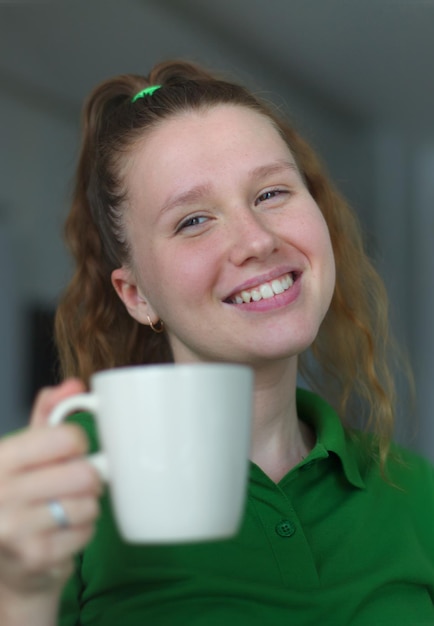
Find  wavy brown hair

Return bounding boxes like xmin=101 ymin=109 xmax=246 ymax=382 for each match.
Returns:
xmin=55 ymin=59 xmax=407 ymax=464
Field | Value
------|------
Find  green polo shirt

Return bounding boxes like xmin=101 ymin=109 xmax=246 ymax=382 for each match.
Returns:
xmin=60 ymin=389 xmax=434 ymax=625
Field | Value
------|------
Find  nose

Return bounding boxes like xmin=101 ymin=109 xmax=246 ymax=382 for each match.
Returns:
xmin=228 ymin=207 xmax=278 ymax=266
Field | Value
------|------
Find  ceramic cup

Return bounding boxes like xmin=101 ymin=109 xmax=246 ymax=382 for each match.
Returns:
xmin=49 ymin=363 xmax=253 ymax=543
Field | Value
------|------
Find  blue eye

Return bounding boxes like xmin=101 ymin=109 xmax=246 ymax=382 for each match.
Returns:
xmin=177 ymin=215 xmax=208 ymax=232
xmin=255 ymin=189 xmax=285 ymax=205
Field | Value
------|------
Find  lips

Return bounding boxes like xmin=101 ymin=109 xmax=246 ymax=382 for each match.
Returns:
xmin=225 ymin=272 xmax=297 ymax=304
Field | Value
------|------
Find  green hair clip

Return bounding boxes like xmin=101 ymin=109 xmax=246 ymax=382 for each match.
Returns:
xmin=131 ymin=84 xmax=162 ymax=103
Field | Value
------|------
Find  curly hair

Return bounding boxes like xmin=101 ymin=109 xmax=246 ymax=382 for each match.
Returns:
xmin=55 ymin=59 xmax=407 ymax=466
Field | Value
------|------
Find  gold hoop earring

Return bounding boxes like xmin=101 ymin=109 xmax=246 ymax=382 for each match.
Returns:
xmin=146 ymin=315 xmax=164 ymax=334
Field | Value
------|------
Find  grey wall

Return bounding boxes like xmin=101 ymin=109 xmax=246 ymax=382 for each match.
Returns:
xmin=0 ymin=91 xmax=77 ymax=429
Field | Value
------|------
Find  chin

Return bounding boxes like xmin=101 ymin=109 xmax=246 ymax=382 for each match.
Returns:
xmin=253 ymin=330 xmax=319 ymax=359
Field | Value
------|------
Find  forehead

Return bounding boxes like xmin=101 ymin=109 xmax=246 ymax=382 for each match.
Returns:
xmin=130 ymin=104 xmax=293 ymax=170
xmin=124 ymin=105 xmax=298 ymax=213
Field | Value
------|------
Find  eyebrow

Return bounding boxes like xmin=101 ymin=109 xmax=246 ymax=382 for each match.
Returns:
xmin=160 ymin=184 xmax=213 ymax=217
xmin=249 ymin=160 xmax=298 ymax=180
xmin=159 ymin=159 xmax=298 ymax=216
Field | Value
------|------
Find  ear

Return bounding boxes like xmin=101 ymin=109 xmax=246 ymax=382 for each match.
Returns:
xmin=111 ymin=267 xmax=157 ymax=326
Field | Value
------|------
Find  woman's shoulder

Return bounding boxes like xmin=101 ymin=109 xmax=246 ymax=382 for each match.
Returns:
xmin=388 ymin=442 xmax=434 ymax=493
xmin=350 ymin=428 xmax=434 ymax=502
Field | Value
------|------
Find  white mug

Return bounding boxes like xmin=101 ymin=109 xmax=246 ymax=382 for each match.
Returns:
xmin=49 ymin=363 xmax=253 ymax=544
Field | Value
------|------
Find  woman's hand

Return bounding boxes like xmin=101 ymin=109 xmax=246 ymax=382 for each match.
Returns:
xmin=0 ymin=380 xmax=101 ymax=622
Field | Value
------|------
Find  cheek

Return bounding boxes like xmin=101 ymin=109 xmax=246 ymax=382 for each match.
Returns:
xmin=128 ymin=242 xmax=168 ymax=311
xmin=136 ymin=242 xmax=220 ymax=312
xmin=302 ymin=211 xmax=336 ymax=291
xmin=318 ymin=226 xmax=336 ymax=306
xmin=325 ymin=249 xmax=337 ymax=306
xmin=293 ymin=208 xmax=333 ymax=256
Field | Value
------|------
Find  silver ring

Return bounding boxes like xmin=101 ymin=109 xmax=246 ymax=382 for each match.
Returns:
xmin=48 ymin=500 xmax=70 ymax=529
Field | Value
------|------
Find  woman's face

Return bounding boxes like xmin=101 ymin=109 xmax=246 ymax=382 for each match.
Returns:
xmin=112 ymin=105 xmax=336 ymax=366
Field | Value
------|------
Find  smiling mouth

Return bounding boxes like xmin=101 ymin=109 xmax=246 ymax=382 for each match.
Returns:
xmin=225 ymin=272 xmax=298 ymax=304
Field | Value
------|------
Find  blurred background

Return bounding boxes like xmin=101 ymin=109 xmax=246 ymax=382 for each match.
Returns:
xmin=1 ymin=0 xmax=433 ymax=460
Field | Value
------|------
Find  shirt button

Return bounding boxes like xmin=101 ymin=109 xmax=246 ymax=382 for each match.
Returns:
xmin=275 ymin=519 xmax=296 ymax=538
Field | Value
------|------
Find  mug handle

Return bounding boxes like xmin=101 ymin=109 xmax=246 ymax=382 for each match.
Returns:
xmin=49 ymin=393 xmax=109 ymax=480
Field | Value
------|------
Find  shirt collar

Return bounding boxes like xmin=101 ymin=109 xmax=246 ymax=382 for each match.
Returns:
xmin=296 ymin=387 xmax=366 ymax=489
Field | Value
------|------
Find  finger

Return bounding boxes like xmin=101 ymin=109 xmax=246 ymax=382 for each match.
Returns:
xmin=0 ymin=496 xmax=99 ymax=545
xmin=0 ymin=423 xmax=89 ymax=475
xmin=1 ymin=523 xmax=96 ymax=592
xmin=1 ymin=496 xmax=99 ymax=539
xmin=0 ymin=457 xmax=102 ymax=506
xmin=44 ymin=497 xmax=99 ymax=532
xmin=47 ymin=523 xmax=96 ymax=564
xmin=30 ymin=379 xmax=86 ymax=428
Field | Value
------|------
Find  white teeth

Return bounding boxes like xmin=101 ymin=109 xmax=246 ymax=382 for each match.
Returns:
xmin=271 ymin=279 xmax=284 ymax=294
xmin=282 ymin=274 xmax=294 ymax=289
xmin=231 ymin=273 xmax=294 ymax=304
xmin=260 ymin=284 xmax=274 ymax=299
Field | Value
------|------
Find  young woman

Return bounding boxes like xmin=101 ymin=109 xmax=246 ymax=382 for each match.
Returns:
xmin=0 ymin=61 xmax=433 ymax=626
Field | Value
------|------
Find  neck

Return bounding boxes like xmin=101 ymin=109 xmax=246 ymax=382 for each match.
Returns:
xmin=250 ymin=357 xmax=315 ymax=483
